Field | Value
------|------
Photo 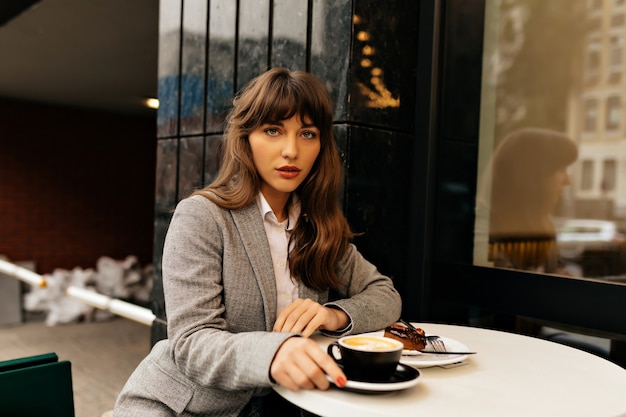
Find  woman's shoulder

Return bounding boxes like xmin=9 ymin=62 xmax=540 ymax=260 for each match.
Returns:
xmin=170 ymin=194 xmax=228 ymax=226
xmin=175 ymin=193 xmax=231 ymax=213
xmin=175 ymin=193 xmax=257 ymax=219
xmin=178 ymin=193 xmax=218 ymax=207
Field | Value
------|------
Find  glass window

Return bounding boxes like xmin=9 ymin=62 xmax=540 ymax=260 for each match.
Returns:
xmin=581 ymin=159 xmax=595 ymax=190
xmin=428 ymin=0 xmax=626 ymax=357
xmin=606 ymin=95 xmax=621 ymax=130
xmin=583 ymin=98 xmax=599 ymax=131
xmin=610 ymin=34 xmax=623 ymax=69
xmin=474 ymin=0 xmax=626 ymax=283
xmin=586 ymin=37 xmax=602 ymax=80
xmin=602 ymin=159 xmax=617 ymax=191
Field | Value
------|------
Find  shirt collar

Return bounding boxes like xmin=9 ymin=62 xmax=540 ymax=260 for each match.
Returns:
xmin=256 ymin=193 xmax=301 ymax=231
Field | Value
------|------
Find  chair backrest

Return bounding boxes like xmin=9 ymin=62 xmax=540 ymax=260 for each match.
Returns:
xmin=0 ymin=352 xmax=75 ymax=417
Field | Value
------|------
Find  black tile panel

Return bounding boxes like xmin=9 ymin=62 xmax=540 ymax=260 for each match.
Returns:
xmin=157 ymin=0 xmax=182 ymax=138
xmin=310 ymin=0 xmax=353 ymax=121
xmin=151 ymin=210 xmax=172 ymax=321
xmin=333 ymin=123 xmax=348 ymax=165
xmin=155 ymin=138 xmax=178 ymax=213
xmin=206 ymin=0 xmax=237 ymax=133
xmin=151 ymin=318 xmax=168 ymax=344
xmin=439 ymin=0 xmax=485 ymax=143
xmin=344 ymin=125 xmax=413 ymax=285
xmin=333 ymin=123 xmax=348 ymax=209
xmin=271 ymin=0 xmax=308 ymax=70
xmin=204 ymin=134 xmax=223 ymax=186
xmin=433 ymin=139 xmax=479 ymax=264
xmin=178 ymin=136 xmax=205 ymax=199
xmin=350 ymin=0 xmax=419 ymax=132
xmin=180 ymin=0 xmax=207 ymax=136
xmin=237 ymin=0 xmax=270 ymax=90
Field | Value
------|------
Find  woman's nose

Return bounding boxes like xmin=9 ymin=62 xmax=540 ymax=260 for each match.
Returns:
xmin=281 ymin=135 xmax=298 ymax=159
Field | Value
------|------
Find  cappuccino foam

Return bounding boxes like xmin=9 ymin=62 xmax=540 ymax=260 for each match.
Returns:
xmin=342 ymin=336 xmax=401 ymax=352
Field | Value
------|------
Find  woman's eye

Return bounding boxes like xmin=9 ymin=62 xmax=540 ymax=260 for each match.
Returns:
xmin=264 ymin=128 xmax=280 ymax=136
xmin=302 ymin=130 xmax=318 ymax=139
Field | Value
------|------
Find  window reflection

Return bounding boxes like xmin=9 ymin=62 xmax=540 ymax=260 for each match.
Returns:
xmin=474 ymin=0 xmax=626 ymax=284
xmin=477 ymin=128 xmax=578 ymax=274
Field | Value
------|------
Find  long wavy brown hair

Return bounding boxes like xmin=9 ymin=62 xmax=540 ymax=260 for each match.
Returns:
xmin=193 ymin=67 xmax=354 ymax=291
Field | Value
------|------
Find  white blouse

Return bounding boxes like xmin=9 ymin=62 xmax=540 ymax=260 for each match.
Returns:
xmin=256 ymin=193 xmax=300 ymax=315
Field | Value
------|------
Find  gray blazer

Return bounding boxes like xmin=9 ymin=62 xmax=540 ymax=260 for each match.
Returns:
xmin=114 ymin=195 xmax=402 ymax=416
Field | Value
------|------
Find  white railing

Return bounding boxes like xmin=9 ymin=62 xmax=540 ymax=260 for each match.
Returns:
xmin=0 ymin=258 xmax=156 ymax=326
xmin=0 ymin=259 xmax=46 ymax=287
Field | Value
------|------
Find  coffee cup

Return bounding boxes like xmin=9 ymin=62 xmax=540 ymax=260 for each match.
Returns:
xmin=327 ymin=335 xmax=403 ymax=382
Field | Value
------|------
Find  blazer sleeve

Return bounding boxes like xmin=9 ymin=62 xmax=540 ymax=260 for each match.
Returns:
xmin=325 ymin=244 xmax=403 ymax=335
xmin=161 ymin=196 xmax=294 ymax=390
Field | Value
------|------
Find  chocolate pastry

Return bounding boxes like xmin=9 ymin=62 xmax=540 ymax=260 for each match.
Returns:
xmin=384 ymin=323 xmax=427 ymax=351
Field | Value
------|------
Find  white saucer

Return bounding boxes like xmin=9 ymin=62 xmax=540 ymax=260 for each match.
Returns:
xmin=328 ymin=363 xmax=420 ymax=393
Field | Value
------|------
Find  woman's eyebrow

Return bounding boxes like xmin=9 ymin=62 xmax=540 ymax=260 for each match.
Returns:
xmin=263 ymin=119 xmax=318 ymax=129
xmin=264 ymin=120 xmax=284 ymax=126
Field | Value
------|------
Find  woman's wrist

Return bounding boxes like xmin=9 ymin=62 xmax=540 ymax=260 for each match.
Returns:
xmin=327 ymin=306 xmax=349 ymax=331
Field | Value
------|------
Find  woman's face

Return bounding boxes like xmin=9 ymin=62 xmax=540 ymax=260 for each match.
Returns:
xmin=248 ymin=114 xmax=321 ymax=209
xmin=547 ymin=167 xmax=571 ymax=208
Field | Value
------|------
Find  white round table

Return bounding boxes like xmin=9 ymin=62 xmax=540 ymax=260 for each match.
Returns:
xmin=273 ymin=323 xmax=626 ymax=417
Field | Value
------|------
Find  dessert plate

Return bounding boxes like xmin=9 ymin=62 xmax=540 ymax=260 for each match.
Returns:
xmin=328 ymin=363 xmax=420 ymax=393
xmin=400 ymin=336 xmax=471 ymax=368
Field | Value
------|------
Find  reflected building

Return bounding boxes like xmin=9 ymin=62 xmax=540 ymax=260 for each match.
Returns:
xmin=567 ymin=0 xmax=626 ymax=220
xmin=474 ymin=0 xmax=626 ymax=276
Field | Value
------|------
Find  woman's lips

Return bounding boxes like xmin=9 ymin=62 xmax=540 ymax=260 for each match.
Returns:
xmin=277 ymin=166 xmax=301 ymax=179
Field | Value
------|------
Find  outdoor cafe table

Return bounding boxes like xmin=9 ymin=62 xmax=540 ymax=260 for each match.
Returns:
xmin=273 ymin=323 xmax=626 ymax=417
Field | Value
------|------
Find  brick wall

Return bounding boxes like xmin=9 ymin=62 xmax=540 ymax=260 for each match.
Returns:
xmin=0 ymin=98 xmax=156 ymax=274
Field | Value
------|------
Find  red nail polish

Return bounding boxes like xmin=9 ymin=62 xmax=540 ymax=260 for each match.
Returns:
xmin=336 ymin=376 xmax=346 ymax=387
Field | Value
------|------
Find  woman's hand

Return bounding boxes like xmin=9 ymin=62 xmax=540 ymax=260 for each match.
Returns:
xmin=273 ymin=298 xmax=349 ymax=337
xmin=270 ymin=337 xmax=346 ymax=391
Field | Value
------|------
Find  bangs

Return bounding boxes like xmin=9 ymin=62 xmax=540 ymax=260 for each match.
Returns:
xmin=262 ymin=90 xmax=307 ymax=124
xmin=238 ymin=70 xmax=332 ymax=131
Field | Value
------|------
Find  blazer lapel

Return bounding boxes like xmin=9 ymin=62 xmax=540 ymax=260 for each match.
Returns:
xmin=231 ymin=203 xmax=277 ymax=329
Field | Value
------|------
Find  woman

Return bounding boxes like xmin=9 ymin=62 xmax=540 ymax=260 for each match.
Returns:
xmin=114 ymin=68 xmax=402 ymax=416
xmin=488 ymin=128 xmax=578 ymax=273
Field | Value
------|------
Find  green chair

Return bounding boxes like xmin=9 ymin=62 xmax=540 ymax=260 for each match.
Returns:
xmin=0 ymin=352 xmax=75 ymax=417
